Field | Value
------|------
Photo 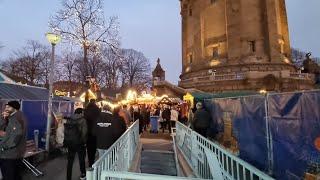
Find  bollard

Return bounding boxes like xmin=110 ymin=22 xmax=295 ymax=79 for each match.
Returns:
xmin=34 ymin=130 xmax=39 ymax=151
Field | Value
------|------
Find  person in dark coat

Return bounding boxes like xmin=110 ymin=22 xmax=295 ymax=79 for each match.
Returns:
xmin=161 ymin=105 xmax=171 ymax=133
xmin=95 ymin=105 xmax=126 ymax=156
xmin=112 ymin=107 xmax=127 ymax=139
xmin=141 ymin=105 xmax=149 ymax=132
xmin=192 ymin=102 xmax=211 ymax=137
xmin=84 ymin=100 xmax=100 ymax=167
xmin=66 ymin=108 xmax=87 ymax=180
xmin=0 ymin=101 xmax=27 ymax=180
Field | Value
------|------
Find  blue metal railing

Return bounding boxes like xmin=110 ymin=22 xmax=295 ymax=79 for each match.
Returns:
xmin=175 ymin=121 xmax=274 ymax=180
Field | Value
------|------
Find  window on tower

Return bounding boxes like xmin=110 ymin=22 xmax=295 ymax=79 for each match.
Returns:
xmin=248 ymin=41 xmax=256 ymax=53
xmin=212 ymin=46 xmax=219 ymax=59
xmin=189 ymin=8 xmax=192 ymax=16
xmin=279 ymin=39 xmax=285 ymax=54
xmin=188 ymin=54 xmax=193 ymax=64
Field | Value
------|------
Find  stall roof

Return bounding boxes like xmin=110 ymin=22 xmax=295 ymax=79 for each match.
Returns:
xmin=0 ymin=82 xmax=65 ymax=101
xmin=157 ymin=97 xmax=183 ymax=105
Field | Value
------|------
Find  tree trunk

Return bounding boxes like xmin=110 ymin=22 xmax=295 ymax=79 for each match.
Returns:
xmin=83 ymin=44 xmax=90 ymax=106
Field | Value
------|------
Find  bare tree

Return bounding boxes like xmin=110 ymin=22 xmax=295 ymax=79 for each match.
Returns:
xmin=100 ymin=48 xmax=122 ymax=89
xmin=121 ymin=49 xmax=151 ymax=89
xmin=59 ymin=50 xmax=77 ymax=82
xmin=49 ymin=0 xmax=120 ymax=83
xmin=291 ymin=48 xmax=305 ymax=67
xmin=292 ymin=48 xmax=320 ymax=67
xmin=2 ymin=40 xmax=50 ymax=85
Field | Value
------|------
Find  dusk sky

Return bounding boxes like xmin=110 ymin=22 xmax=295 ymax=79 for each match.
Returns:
xmin=0 ymin=0 xmax=319 ymax=84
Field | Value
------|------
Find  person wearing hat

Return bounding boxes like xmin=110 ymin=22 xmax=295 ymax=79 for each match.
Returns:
xmin=192 ymin=102 xmax=211 ymax=137
xmin=0 ymin=100 xmax=27 ymax=180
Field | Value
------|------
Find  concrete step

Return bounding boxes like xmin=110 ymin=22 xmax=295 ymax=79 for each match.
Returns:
xmin=141 ymin=151 xmax=177 ymax=176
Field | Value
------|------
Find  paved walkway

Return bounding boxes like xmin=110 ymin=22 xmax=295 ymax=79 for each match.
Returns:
xmin=21 ymin=130 xmax=176 ymax=180
xmin=22 ymin=151 xmax=81 ymax=180
xmin=140 ymin=131 xmax=177 ymax=176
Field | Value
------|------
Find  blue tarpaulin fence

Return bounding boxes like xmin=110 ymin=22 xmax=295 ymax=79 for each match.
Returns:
xmin=204 ymin=95 xmax=269 ymax=172
xmin=268 ymin=91 xmax=320 ymax=179
xmin=203 ymin=90 xmax=320 ymax=180
xmin=0 ymin=100 xmax=74 ymax=149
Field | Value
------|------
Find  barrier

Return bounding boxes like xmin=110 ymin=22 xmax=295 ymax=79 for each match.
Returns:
xmin=87 ymin=120 xmax=139 ymax=180
xmin=175 ymin=122 xmax=274 ymax=180
xmin=99 ymin=171 xmax=205 ymax=180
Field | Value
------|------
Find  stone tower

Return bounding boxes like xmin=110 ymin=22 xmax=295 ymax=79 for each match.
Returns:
xmin=179 ymin=0 xmax=314 ymax=92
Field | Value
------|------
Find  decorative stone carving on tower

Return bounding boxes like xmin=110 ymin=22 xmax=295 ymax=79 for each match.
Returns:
xmin=179 ymin=0 xmax=314 ymax=92
xmin=152 ymin=58 xmax=165 ymax=82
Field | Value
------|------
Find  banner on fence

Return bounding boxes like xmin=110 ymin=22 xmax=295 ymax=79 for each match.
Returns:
xmin=204 ymin=95 xmax=269 ymax=171
xmin=268 ymin=91 xmax=320 ymax=179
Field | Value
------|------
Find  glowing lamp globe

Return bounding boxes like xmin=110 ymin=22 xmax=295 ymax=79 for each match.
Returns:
xmin=46 ymin=33 xmax=61 ymax=45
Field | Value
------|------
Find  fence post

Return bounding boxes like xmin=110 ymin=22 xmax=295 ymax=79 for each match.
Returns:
xmin=204 ymin=148 xmax=224 ymax=180
xmin=86 ymin=168 xmax=93 ymax=180
xmin=127 ymin=130 xmax=132 ymax=169
xmin=265 ymin=93 xmax=274 ymax=175
xmin=190 ymin=131 xmax=198 ymax=171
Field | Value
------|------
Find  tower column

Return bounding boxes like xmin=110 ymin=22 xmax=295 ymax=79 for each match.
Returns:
xmin=225 ymin=0 xmax=242 ymax=64
xmin=265 ymin=0 xmax=281 ymax=62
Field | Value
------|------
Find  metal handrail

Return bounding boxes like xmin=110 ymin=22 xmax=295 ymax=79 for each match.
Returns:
xmin=86 ymin=120 xmax=139 ymax=180
xmin=175 ymin=122 xmax=274 ymax=180
xmin=100 ymin=171 xmax=206 ymax=180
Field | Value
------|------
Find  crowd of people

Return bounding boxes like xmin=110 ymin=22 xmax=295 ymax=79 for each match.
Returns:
xmin=127 ymin=101 xmax=212 ymax=137
xmin=0 ymin=99 xmax=212 ymax=180
xmin=128 ymin=104 xmax=184 ymax=134
xmin=61 ymin=99 xmax=127 ymax=180
xmin=0 ymin=99 xmax=128 ymax=180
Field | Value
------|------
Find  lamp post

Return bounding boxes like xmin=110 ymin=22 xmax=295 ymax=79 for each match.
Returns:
xmin=45 ymin=33 xmax=61 ymax=151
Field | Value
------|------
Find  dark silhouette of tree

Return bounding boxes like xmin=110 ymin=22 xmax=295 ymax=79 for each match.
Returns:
xmin=1 ymin=40 xmax=50 ymax=85
xmin=120 ymin=49 xmax=151 ymax=90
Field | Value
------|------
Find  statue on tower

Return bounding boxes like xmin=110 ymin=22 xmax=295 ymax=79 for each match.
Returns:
xmin=302 ymin=52 xmax=320 ymax=84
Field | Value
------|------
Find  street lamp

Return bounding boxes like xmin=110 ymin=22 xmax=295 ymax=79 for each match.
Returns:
xmin=45 ymin=32 xmax=61 ymax=151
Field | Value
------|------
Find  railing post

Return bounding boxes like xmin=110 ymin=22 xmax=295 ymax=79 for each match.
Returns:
xmin=127 ymin=130 xmax=132 ymax=169
xmin=86 ymin=168 xmax=93 ymax=180
xmin=204 ymin=148 xmax=224 ymax=180
xmin=190 ymin=131 xmax=198 ymax=170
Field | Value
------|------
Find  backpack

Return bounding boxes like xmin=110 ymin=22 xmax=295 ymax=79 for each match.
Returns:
xmin=63 ymin=120 xmax=81 ymax=147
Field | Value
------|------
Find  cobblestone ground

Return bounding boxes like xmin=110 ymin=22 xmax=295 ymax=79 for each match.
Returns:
xmin=23 ymin=152 xmax=82 ymax=180
xmin=21 ymin=127 xmax=174 ymax=180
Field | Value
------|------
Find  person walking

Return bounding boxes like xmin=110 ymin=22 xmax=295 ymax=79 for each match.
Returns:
xmin=0 ymin=101 xmax=27 ymax=180
xmin=95 ymin=105 xmax=126 ymax=157
xmin=64 ymin=108 xmax=87 ymax=180
xmin=119 ymin=105 xmax=131 ymax=127
xmin=170 ymin=106 xmax=179 ymax=128
xmin=161 ymin=105 xmax=171 ymax=133
xmin=112 ymin=107 xmax=127 ymax=140
xmin=84 ymin=100 xmax=100 ymax=167
xmin=192 ymin=102 xmax=211 ymax=137
xmin=140 ymin=105 xmax=148 ymax=132
xmin=55 ymin=113 xmax=65 ymax=148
